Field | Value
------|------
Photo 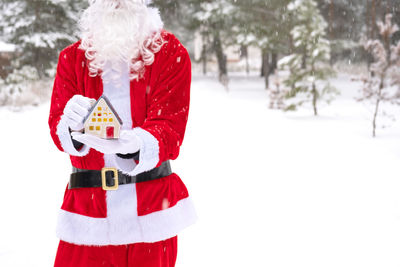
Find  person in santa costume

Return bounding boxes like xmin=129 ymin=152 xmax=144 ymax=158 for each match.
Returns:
xmin=48 ymin=0 xmax=197 ymax=266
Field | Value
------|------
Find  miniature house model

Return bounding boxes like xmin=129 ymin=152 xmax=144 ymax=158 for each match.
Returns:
xmin=83 ymin=95 xmax=123 ymax=139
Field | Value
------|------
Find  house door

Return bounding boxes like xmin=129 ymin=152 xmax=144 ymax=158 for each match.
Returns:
xmin=106 ymin=126 xmax=114 ymax=138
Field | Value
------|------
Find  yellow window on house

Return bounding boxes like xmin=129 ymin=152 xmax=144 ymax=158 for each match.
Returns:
xmin=89 ymin=126 xmax=94 ymax=131
xmin=109 ymin=118 xmax=113 ymax=122
xmin=97 ymin=107 xmax=102 ymax=111
xmin=96 ymin=126 xmax=100 ymax=131
xmin=103 ymin=118 xmax=107 ymax=122
xmin=92 ymin=118 xmax=96 ymax=122
xmin=98 ymin=118 xmax=101 ymax=122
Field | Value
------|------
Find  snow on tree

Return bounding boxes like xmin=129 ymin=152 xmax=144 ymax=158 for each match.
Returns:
xmin=278 ymin=0 xmax=337 ymax=116
xmin=0 ymin=66 xmax=39 ymax=107
xmin=233 ymin=0 xmax=292 ymax=89
xmin=0 ymin=0 xmax=85 ymax=107
xmin=0 ymin=0 xmax=82 ymax=78
xmin=190 ymin=0 xmax=235 ymax=88
xmin=150 ymin=0 xmax=192 ymax=45
xmin=357 ymin=14 xmax=400 ymax=137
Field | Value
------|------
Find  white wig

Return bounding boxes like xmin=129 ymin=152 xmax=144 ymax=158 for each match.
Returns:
xmin=78 ymin=0 xmax=164 ymax=82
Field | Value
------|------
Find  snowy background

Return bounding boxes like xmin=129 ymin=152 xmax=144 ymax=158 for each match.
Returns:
xmin=1 ymin=0 xmax=400 ymax=266
xmin=1 ymin=73 xmax=400 ymax=266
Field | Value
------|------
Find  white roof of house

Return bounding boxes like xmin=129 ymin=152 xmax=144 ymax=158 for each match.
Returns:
xmin=0 ymin=41 xmax=16 ymax=52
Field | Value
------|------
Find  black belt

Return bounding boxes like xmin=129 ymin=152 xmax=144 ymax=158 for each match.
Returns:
xmin=69 ymin=161 xmax=172 ymax=190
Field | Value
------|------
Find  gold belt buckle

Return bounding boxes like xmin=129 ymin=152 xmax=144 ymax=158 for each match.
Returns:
xmin=101 ymin=167 xmax=119 ymax=191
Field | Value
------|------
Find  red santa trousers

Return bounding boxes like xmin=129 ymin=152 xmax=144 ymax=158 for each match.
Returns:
xmin=54 ymin=236 xmax=177 ymax=267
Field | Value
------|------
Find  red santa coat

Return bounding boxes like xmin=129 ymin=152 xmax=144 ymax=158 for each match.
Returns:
xmin=48 ymin=31 xmax=197 ymax=246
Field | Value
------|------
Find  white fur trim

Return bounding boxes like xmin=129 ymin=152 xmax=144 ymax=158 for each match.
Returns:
xmin=56 ymin=115 xmax=90 ymax=156
xmin=113 ymin=127 xmax=159 ymax=176
xmin=138 ymin=197 xmax=198 ymax=242
xmin=57 ymin=153 xmax=197 ymax=245
xmin=56 ymin=196 xmax=197 ymax=245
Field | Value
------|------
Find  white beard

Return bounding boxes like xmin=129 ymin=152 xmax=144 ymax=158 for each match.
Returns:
xmin=78 ymin=0 xmax=164 ymax=82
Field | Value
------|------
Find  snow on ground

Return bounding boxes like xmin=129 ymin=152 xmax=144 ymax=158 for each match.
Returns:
xmin=0 ymin=73 xmax=400 ymax=267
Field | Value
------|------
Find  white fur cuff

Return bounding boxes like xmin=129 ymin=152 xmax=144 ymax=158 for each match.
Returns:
xmin=115 ymin=127 xmax=159 ymax=176
xmin=56 ymin=115 xmax=90 ymax=157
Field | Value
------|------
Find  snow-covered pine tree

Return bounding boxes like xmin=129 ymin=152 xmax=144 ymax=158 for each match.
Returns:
xmin=233 ymin=0 xmax=292 ymax=89
xmin=150 ymin=0 xmax=193 ymax=46
xmin=357 ymin=14 xmax=400 ymax=137
xmin=318 ymin=0 xmax=367 ymax=65
xmin=278 ymin=0 xmax=337 ymax=116
xmin=0 ymin=0 xmax=81 ymax=78
xmin=0 ymin=66 xmax=39 ymax=107
xmin=189 ymin=0 xmax=235 ymax=88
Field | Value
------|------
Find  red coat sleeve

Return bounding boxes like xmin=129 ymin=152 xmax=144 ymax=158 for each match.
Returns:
xmin=122 ymin=34 xmax=191 ymax=175
xmin=143 ymin=35 xmax=191 ymax=164
xmin=48 ymin=44 xmax=90 ymax=156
